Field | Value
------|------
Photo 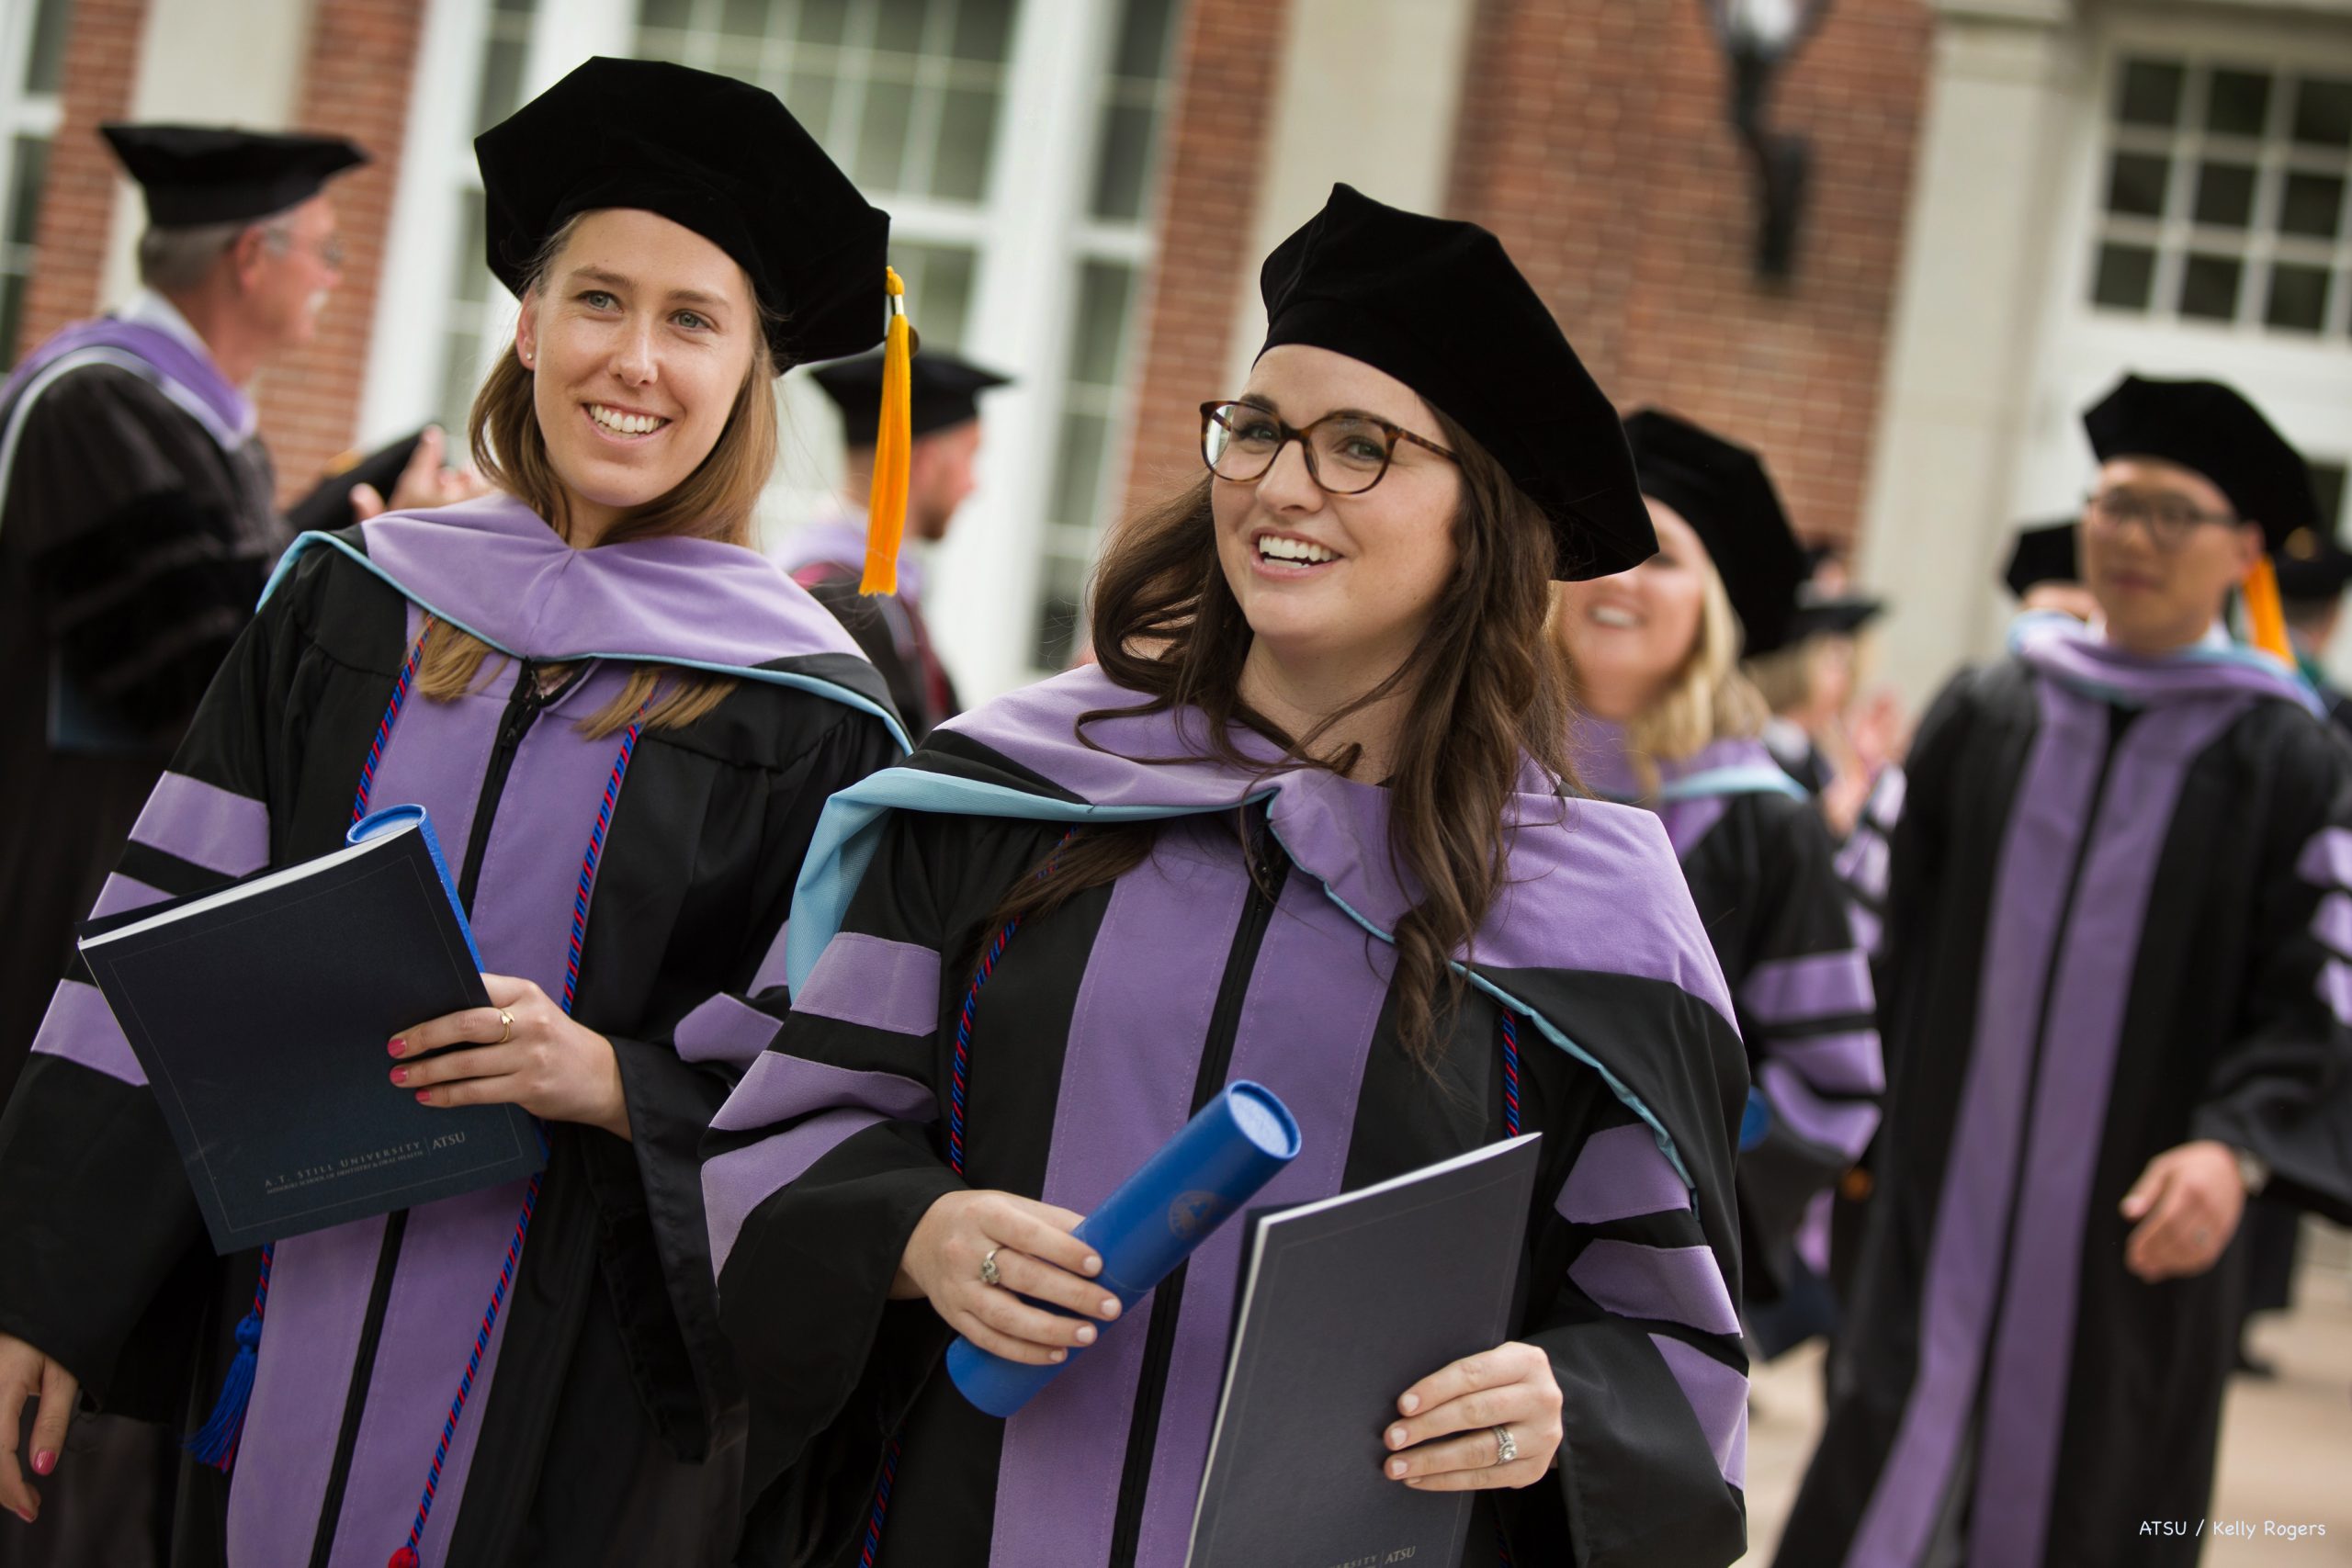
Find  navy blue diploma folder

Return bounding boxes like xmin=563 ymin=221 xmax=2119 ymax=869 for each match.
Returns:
xmin=1185 ymin=1134 xmax=1544 ymax=1568
xmin=77 ymin=807 xmax=543 ymax=1253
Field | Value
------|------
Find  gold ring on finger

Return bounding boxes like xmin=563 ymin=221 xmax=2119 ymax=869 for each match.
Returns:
xmin=979 ymin=1247 xmax=1002 ymax=1288
xmin=496 ymin=1008 xmax=515 ymax=1045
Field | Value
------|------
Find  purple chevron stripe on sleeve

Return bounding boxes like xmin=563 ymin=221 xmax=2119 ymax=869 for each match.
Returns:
xmin=792 ymin=931 xmax=941 ymax=1036
xmin=673 ymin=993 xmax=785 ymax=1069
xmin=1555 ymin=1122 xmax=1690 ymax=1225
xmin=30 ymin=979 xmax=143 ymax=1085
xmin=703 ymin=1109 xmax=888 ymax=1271
xmin=2319 ymin=958 xmax=2352 ymax=1030
xmin=1758 ymin=1059 xmax=1881 ymax=1161
xmin=2315 ymin=892 xmax=2352 ymax=960
xmin=1740 ymin=949 xmax=1873 ymax=1026
xmin=2298 ymin=827 xmax=2352 ymax=890
xmin=89 ymin=874 xmax=168 ymax=919
xmin=1568 ymin=1240 xmax=1741 ymax=1337
xmin=1847 ymin=901 xmax=1883 ymax=960
xmin=1648 ymin=1332 xmax=1748 ymax=1488
xmin=1763 ymin=1027 xmax=1885 ymax=1098
xmin=129 ymin=772 xmax=268 ymax=878
xmin=708 ymin=1050 xmax=935 ymax=1135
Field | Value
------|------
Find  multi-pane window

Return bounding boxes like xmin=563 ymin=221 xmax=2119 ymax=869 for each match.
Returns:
xmin=2091 ymin=54 xmax=2352 ymax=337
xmin=433 ymin=0 xmax=542 ymax=431
xmin=1030 ymin=0 xmax=1182 ymax=669
xmin=0 ymin=0 xmax=71 ymax=362
xmin=633 ymin=0 xmax=1019 ymax=354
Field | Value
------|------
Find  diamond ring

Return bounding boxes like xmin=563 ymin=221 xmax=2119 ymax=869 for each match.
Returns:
xmin=1493 ymin=1425 xmax=1518 ymax=1465
xmin=979 ymin=1247 xmax=1002 ymax=1288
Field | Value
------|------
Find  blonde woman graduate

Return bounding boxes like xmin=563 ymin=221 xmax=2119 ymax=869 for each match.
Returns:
xmin=1555 ymin=411 xmax=1883 ymax=1314
xmin=705 ymin=186 xmax=1752 ymax=1568
xmin=0 ymin=59 xmax=912 ymax=1567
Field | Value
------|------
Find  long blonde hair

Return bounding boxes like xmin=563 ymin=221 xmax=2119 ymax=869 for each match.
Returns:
xmin=1567 ymin=548 xmax=1768 ymax=796
xmin=415 ymin=213 xmax=782 ymax=739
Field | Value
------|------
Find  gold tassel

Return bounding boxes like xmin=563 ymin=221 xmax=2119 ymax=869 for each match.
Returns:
xmin=860 ymin=268 xmax=913 ymax=596
xmin=2243 ymin=554 xmax=2293 ymax=665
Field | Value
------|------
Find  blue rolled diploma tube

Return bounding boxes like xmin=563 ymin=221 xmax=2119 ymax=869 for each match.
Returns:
xmin=946 ymin=1079 xmax=1301 ymax=1418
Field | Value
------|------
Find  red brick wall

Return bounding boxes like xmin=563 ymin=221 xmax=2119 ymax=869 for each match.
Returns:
xmin=1119 ymin=0 xmax=1292 ymax=512
xmin=1450 ymin=0 xmax=1932 ymax=549
xmin=15 ymin=0 xmax=149 ymax=359
xmin=253 ymin=0 xmax=426 ymax=502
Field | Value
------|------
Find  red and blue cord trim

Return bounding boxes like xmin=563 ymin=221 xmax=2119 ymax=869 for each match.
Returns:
xmin=390 ymin=717 xmax=642 ymax=1568
xmin=862 ymin=829 xmax=1073 ymax=1564
xmin=1500 ymin=1010 xmax=1521 ymax=1139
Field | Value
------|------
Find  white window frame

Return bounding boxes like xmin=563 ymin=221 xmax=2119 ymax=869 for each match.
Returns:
xmin=362 ymin=0 xmax=1168 ymax=701
xmin=0 ymin=0 xmax=68 ymax=357
xmin=2011 ymin=10 xmax=2352 ymax=559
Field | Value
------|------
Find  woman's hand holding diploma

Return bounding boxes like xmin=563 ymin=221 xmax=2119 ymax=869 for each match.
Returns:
xmin=1383 ymin=1341 xmax=1565 ymax=1491
xmin=390 ymin=973 xmax=631 ymax=1141
xmin=897 ymin=1190 xmax=1122 ymax=1366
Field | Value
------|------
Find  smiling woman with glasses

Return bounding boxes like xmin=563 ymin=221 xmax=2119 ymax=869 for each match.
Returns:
xmin=707 ymin=184 xmax=1751 ymax=1568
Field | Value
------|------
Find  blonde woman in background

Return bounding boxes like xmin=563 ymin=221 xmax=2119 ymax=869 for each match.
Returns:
xmin=1556 ymin=409 xmax=1883 ymax=1318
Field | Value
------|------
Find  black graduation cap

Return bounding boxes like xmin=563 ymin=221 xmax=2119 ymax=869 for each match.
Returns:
xmin=1257 ymin=184 xmax=1651 ymax=581
xmin=1787 ymin=593 xmax=1885 ymax=641
xmin=2274 ymin=524 xmax=2352 ymax=604
xmin=811 ymin=350 xmax=1010 ymax=446
xmin=2081 ymin=375 xmax=2318 ymax=552
xmin=2002 ymin=519 xmax=2079 ymax=599
xmin=285 ymin=431 xmax=424 ymax=535
xmin=100 ymin=123 xmax=367 ymax=228
xmin=1623 ymin=409 xmax=1808 ymax=656
xmin=474 ymin=57 xmax=889 ymax=372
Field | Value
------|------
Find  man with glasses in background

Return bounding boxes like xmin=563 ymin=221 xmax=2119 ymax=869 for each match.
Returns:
xmin=1780 ymin=375 xmax=2352 ymax=1568
xmin=0 ymin=122 xmax=466 ymax=1568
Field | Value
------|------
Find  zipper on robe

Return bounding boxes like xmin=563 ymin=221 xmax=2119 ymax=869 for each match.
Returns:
xmin=1105 ymin=821 xmax=1290 ymax=1566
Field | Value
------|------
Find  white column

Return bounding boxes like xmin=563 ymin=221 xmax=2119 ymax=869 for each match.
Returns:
xmin=1852 ymin=0 xmax=2085 ymax=707
xmin=1222 ymin=0 xmax=1479 ymax=389
xmin=101 ymin=0 xmax=319 ymax=308
xmin=924 ymin=0 xmax=1116 ymax=702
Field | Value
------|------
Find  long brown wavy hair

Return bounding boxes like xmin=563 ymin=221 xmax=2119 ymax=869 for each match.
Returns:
xmin=983 ymin=408 xmax=1573 ymax=1063
xmin=414 ymin=212 xmax=783 ymax=738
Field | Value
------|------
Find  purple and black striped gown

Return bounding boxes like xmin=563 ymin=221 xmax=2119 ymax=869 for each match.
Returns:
xmin=0 ymin=497 xmax=902 ymax=1567
xmin=1780 ymin=615 xmax=2352 ymax=1568
xmin=706 ymin=667 xmax=1753 ymax=1568
xmin=1574 ymin=725 xmax=1884 ymax=1306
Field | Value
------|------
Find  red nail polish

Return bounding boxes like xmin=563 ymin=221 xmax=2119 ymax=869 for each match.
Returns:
xmin=415 ymin=1090 xmax=433 ymax=1104
xmin=388 ymin=1039 xmax=405 ymax=1056
xmin=390 ymin=1066 xmax=408 ymax=1085
xmin=31 ymin=1450 xmax=53 ymax=1475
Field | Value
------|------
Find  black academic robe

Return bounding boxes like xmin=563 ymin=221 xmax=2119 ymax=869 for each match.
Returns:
xmin=706 ymin=670 xmax=1754 ymax=1568
xmin=1576 ymin=728 xmax=1883 ymax=1306
xmin=0 ymin=496 xmax=903 ymax=1568
xmin=0 ymin=322 xmax=283 ymax=1110
xmin=1778 ymin=615 xmax=2352 ymax=1568
xmin=778 ymin=515 xmax=960 ymax=739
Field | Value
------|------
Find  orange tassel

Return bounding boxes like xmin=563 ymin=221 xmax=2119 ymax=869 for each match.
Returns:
xmin=860 ymin=268 xmax=913 ymax=596
xmin=2242 ymin=555 xmax=2292 ymax=665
